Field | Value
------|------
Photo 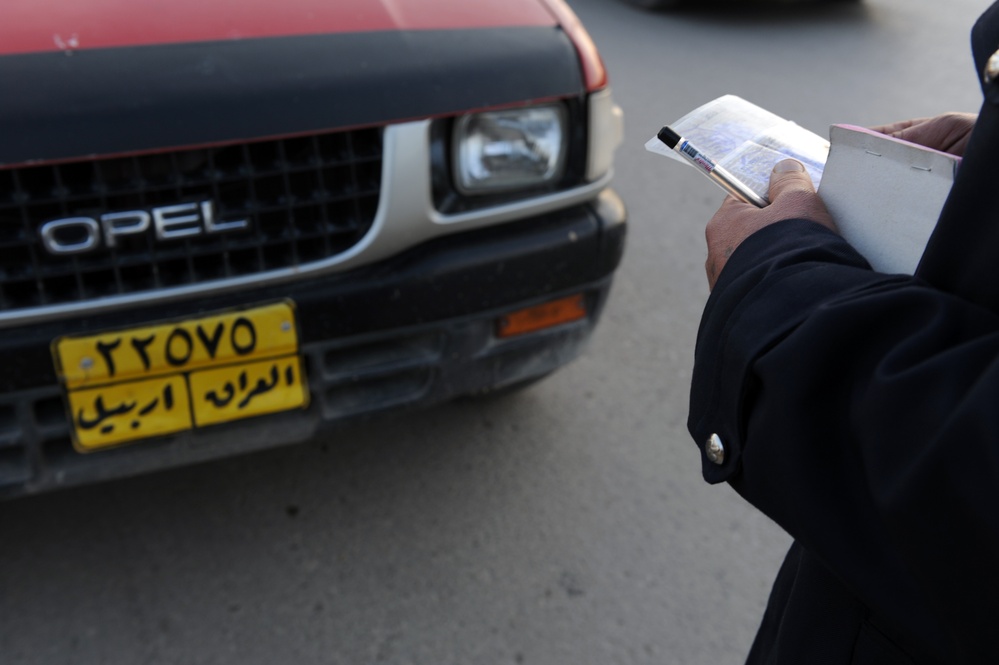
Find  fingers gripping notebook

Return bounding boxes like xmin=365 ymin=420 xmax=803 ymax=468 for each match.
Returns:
xmin=818 ymin=124 xmax=959 ymax=275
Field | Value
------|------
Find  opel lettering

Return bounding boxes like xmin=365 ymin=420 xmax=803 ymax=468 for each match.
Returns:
xmin=39 ymin=200 xmax=248 ymax=255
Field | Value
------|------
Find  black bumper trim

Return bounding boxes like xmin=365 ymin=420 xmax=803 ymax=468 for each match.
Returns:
xmin=0 ymin=289 xmax=606 ymax=500
xmin=0 ymin=190 xmax=626 ymax=498
xmin=0 ymin=190 xmax=626 ymax=392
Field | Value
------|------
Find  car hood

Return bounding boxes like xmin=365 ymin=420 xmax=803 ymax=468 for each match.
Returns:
xmin=0 ymin=0 xmax=585 ymax=166
xmin=1 ymin=0 xmax=558 ymax=55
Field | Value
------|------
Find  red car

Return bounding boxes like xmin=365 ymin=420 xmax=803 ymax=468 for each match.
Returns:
xmin=0 ymin=0 xmax=626 ymax=497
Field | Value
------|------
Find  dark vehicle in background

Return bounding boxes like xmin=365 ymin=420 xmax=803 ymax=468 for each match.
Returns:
xmin=0 ymin=0 xmax=626 ymax=498
xmin=621 ymin=0 xmax=858 ymax=9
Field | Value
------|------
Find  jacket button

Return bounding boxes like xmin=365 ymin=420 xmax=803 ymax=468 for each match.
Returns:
xmin=705 ymin=434 xmax=726 ymax=465
xmin=984 ymin=48 xmax=999 ymax=84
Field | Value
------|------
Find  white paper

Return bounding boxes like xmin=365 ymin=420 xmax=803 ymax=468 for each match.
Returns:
xmin=818 ymin=125 xmax=959 ymax=274
xmin=646 ymin=95 xmax=830 ymax=202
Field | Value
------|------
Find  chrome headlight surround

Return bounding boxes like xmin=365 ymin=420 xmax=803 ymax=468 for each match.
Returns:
xmin=451 ymin=105 xmax=568 ymax=195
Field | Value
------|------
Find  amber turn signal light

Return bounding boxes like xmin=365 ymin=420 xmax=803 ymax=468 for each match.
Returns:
xmin=496 ymin=294 xmax=587 ymax=339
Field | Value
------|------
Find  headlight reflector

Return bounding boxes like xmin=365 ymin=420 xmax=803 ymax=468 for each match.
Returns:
xmin=453 ymin=105 xmax=567 ymax=194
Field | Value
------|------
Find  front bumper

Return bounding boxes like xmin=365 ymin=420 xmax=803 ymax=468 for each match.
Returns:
xmin=0 ymin=188 xmax=626 ymax=499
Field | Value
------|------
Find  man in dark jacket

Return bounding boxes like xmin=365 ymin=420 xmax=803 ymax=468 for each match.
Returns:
xmin=687 ymin=2 xmax=999 ymax=663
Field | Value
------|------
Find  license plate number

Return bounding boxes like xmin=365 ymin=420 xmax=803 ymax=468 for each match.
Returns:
xmin=53 ymin=301 xmax=308 ymax=451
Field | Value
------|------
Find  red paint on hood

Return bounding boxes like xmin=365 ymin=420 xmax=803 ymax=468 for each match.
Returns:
xmin=0 ymin=0 xmax=557 ymax=56
xmin=538 ymin=0 xmax=607 ymax=91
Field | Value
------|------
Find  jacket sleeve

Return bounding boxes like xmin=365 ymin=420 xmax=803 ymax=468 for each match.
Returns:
xmin=687 ymin=218 xmax=999 ymax=662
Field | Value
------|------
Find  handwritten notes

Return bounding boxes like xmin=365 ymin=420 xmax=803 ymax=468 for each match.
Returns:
xmin=53 ymin=301 xmax=309 ymax=451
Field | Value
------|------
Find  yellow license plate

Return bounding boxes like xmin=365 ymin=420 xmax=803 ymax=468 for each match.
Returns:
xmin=53 ymin=301 xmax=309 ymax=451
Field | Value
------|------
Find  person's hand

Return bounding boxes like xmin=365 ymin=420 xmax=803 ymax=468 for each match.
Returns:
xmin=705 ymin=159 xmax=836 ymax=290
xmin=870 ymin=112 xmax=977 ymax=157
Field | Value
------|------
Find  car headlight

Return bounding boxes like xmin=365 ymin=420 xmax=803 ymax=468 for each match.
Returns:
xmin=453 ymin=105 xmax=567 ymax=194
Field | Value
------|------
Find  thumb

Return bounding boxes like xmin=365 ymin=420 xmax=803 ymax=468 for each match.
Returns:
xmin=767 ymin=159 xmax=816 ymax=202
xmin=765 ymin=158 xmax=837 ymax=232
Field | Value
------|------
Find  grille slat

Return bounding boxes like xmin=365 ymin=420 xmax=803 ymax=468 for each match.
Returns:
xmin=205 ymin=145 xmax=234 ymax=280
xmin=0 ymin=127 xmax=383 ymax=313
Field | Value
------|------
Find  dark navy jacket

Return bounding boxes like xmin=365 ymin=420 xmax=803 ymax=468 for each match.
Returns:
xmin=687 ymin=3 xmax=999 ymax=663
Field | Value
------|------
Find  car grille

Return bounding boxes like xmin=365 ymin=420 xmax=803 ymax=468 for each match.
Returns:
xmin=0 ymin=127 xmax=383 ymax=312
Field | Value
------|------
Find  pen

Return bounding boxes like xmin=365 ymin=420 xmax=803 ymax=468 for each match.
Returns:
xmin=657 ymin=126 xmax=768 ymax=208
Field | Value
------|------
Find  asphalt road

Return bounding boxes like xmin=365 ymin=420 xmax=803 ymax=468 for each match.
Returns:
xmin=0 ymin=1 xmax=989 ymax=663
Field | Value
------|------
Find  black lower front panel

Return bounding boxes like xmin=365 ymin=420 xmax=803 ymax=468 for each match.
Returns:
xmin=0 ymin=281 xmax=609 ymax=498
xmin=0 ymin=191 xmax=626 ymax=498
